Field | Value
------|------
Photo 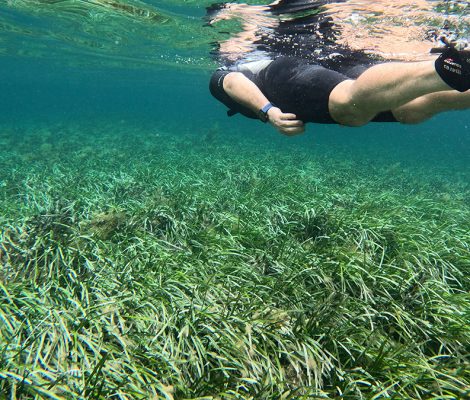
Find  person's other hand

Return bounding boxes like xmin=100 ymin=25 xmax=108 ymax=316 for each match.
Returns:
xmin=267 ymin=107 xmax=305 ymax=135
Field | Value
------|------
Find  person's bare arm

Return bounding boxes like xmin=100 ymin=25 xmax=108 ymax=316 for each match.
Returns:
xmin=223 ymin=72 xmax=305 ymax=135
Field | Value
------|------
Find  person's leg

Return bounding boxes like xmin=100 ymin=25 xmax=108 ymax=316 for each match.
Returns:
xmin=391 ymin=90 xmax=470 ymax=124
xmin=329 ymin=61 xmax=453 ymax=126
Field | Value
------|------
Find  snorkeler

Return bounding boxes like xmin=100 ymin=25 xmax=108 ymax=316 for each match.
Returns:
xmin=208 ymin=1 xmax=470 ymax=134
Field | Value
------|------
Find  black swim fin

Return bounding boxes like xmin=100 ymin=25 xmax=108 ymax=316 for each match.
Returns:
xmin=434 ymin=38 xmax=470 ymax=92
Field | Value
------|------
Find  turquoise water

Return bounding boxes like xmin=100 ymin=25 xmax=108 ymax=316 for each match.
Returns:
xmin=2 ymin=53 xmax=469 ymax=180
xmin=1 ymin=0 xmax=469 ymax=168
xmin=1 ymin=1 xmax=469 ymax=398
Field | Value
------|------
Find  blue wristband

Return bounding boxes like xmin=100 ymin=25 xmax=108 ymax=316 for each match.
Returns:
xmin=258 ymin=102 xmax=275 ymax=122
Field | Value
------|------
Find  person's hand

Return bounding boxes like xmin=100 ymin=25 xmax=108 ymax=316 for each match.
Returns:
xmin=267 ymin=107 xmax=305 ymax=136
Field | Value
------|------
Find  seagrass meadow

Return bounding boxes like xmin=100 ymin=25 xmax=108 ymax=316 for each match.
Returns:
xmin=0 ymin=114 xmax=469 ymax=399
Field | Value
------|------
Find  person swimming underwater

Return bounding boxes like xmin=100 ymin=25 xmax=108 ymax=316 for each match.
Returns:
xmin=208 ymin=0 xmax=470 ymax=135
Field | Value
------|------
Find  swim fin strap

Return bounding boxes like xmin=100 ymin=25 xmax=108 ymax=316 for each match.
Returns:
xmin=435 ymin=44 xmax=470 ymax=92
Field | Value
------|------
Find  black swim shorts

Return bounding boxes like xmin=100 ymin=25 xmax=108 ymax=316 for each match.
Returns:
xmin=261 ymin=57 xmax=347 ymax=123
xmin=209 ymin=57 xmax=396 ymax=124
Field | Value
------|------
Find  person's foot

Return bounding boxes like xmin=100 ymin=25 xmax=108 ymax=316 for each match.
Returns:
xmin=434 ymin=39 xmax=470 ymax=92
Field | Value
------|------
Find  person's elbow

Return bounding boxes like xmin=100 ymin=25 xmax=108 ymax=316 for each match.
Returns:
xmin=222 ymin=72 xmax=244 ymax=92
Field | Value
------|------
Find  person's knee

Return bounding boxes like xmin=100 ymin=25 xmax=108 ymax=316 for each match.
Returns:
xmin=329 ymin=80 xmax=373 ymax=126
xmin=329 ymin=99 xmax=372 ymax=126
